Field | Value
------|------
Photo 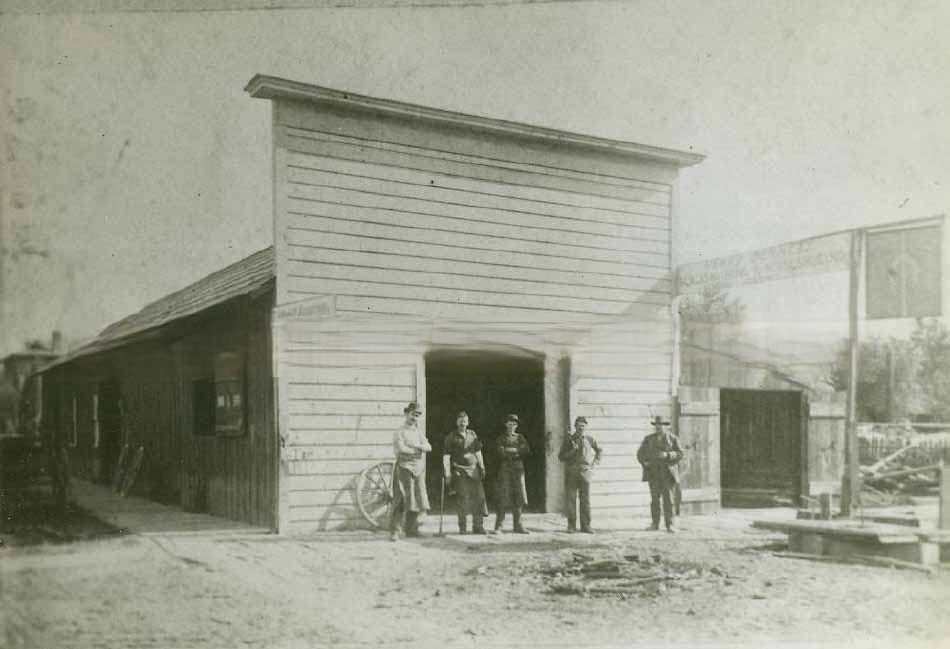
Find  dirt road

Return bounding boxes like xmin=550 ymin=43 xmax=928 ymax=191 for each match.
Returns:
xmin=2 ymin=515 xmax=948 ymax=649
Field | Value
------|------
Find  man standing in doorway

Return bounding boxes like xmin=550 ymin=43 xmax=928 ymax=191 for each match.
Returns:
xmin=637 ymin=416 xmax=684 ymax=533
xmin=559 ymin=416 xmax=602 ymax=534
xmin=442 ymin=411 xmax=488 ymax=535
xmin=493 ymin=414 xmax=531 ymax=534
xmin=390 ymin=401 xmax=431 ymax=541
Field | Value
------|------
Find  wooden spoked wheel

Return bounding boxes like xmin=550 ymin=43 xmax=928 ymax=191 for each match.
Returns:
xmin=356 ymin=461 xmax=395 ymax=529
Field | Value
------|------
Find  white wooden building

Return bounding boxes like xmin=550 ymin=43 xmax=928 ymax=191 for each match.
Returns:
xmin=247 ymin=75 xmax=705 ymax=533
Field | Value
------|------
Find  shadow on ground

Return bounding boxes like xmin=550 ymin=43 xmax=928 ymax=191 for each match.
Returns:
xmin=0 ymin=488 xmax=124 ymax=547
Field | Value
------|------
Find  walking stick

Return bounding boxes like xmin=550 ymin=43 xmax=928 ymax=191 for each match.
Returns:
xmin=438 ymin=473 xmax=446 ymax=536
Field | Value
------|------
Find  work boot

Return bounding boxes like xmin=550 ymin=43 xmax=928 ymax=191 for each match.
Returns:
xmin=567 ymin=520 xmax=577 ymax=534
xmin=513 ymin=510 xmax=529 ymax=534
xmin=390 ymin=531 xmax=400 ymax=542
xmin=580 ymin=527 xmax=594 ymax=535
xmin=666 ymin=524 xmax=676 ymax=534
xmin=472 ymin=517 xmax=487 ymax=535
xmin=646 ymin=522 xmax=660 ymax=531
xmin=406 ymin=512 xmax=424 ymax=538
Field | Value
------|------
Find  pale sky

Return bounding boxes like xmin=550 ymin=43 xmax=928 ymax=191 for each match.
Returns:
xmin=1 ymin=1 xmax=948 ymax=355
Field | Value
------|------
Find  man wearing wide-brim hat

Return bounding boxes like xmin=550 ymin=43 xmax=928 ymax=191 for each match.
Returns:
xmin=492 ymin=414 xmax=531 ymax=534
xmin=636 ymin=416 xmax=684 ymax=532
xmin=390 ymin=401 xmax=432 ymax=541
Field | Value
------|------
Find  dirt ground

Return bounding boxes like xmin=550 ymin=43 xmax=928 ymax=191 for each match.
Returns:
xmin=2 ymin=508 xmax=949 ymax=649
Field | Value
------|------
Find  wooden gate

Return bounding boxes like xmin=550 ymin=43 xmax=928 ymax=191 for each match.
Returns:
xmin=675 ymin=386 xmax=720 ymax=513
xmin=802 ymin=391 xmax=846 ymax=501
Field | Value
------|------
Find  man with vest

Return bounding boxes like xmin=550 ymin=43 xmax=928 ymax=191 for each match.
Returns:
xmin=558 ymin=416 xmax=602 ymax=534
xmin=637 ymin=416 xmax=684 ymax=533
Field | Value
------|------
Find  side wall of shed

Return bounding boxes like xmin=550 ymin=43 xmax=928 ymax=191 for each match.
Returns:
xmin=41 ymin=295 xmax=277 ymax=528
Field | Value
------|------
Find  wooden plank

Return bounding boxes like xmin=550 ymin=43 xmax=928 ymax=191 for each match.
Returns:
xmin=287 ymin=429 xmax=394 ymax=447
xmin=285 ymin=211 xmax=669 ymax=266
xmin=283 ymin=140 xmax=673 ymax=205
xmin=332 ymin=295 xmax=667 ymax=323
xmin=577 ymin=390 xmax=672 ymax=405
xmin=281 ymin=364 xmax=416 ymax=385
xmin=286 ymin=473 xmax=364 ymax=492
xmin=288 ymin=414 xmax=405 ymax=431
xmin=286 ymin=400 xmax=407 ymax=416
xmin=279 ymin=350 xmax=421 ymax=367
xmin=288 ymin=245 xmax=672 ymax=293
xmin=286 ymin=383 xmax=414 ymax=402
xmin=275 ymin=101 xmax=681 ymax=186
xmin=282 ymin=444 xmax=392 ymax=461
xmin=285 ymin=229 xmax=671 ymax=280
xmin=286 ymin=457 xmax=397 ymax=476
xmin=286 ymin=191 xmax=670 ymax=250
xmin=285 ymin=155 xmax=671 ymax=218
xmin=285 ymin=259 xmax=667 ymax=305
xmin=576 ymin=378 xmax=672 ymax=393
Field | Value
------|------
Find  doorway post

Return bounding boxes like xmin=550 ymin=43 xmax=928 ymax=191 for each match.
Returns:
xmin=544 ymin=352 xmax=570 ymax=514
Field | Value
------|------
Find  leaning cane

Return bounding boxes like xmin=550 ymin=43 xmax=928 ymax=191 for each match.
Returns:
xmin=438 ymin=473 xmax=446 ymax=536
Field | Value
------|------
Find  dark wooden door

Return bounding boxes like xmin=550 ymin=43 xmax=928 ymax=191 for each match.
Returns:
xmin=720 ymin=389 xmax=802 ymax=493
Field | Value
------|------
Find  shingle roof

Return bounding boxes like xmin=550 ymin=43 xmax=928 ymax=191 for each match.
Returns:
xmin=44 ymin=247 xmax=274 ymax=370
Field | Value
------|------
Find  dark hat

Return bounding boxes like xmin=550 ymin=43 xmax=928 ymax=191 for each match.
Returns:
xmin=456 ymin=410 xmax=469 ymax=418
xmin=650 ymin=416 xmax=671 ymax=426
xmin=505 ymin=413 xmax=520 ymax=423
xmin=574 ymin=416 xmax=588 ymax=425
xmin=404 ymin=401 xmax=423 ymax=415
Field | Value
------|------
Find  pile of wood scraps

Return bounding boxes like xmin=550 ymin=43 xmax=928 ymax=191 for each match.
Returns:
xmin=544 ymin=552 xmax=714 ymax=598
xmin=860 ymin=442 xmax=942 ymax=506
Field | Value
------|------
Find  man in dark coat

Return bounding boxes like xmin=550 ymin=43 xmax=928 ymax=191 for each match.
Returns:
xmin=442 ymin=411 xmax=488 ymax=534
xmin=636 ymin=416 xmax=683 ymax=533
xmin=493 ymin=414 xmax=530 ymax=534
xmin=558 ymin=416 xmax=602 ymax=534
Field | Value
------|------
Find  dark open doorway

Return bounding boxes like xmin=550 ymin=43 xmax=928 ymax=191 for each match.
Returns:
xmin=720 ymin=389 xmax=803 ymax=505
xmin=97 ymin=379 xmax=123 ymax=485
xmin=425 ymin=350 xmax=545 ymax=512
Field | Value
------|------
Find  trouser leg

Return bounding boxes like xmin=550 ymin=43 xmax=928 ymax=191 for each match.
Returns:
xmin=662 ymin=487 xmax=674 ymax=528
xmin=649 ymin=481 xmax=661 ymax=527
xmin=579 ymin=478 xmax=591 ymax=530
xmin=494 ymin=508 xmax=506 ymax=530
xmin=565 ymin=473 xmax=578 ymax=530
xmin=406 ymin=511 xmax=420 ymax=536
xmin=513 ymin=507 xmax=528 ymax=533
xmin=472 ymin=514 xmax=485 ymax=533
xmin=457 ymin=512 xmax=467 ymax=533
xmin=390 ymin=477 xmax=405 ymax=534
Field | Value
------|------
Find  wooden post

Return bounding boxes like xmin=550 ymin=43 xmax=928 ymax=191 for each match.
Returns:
xmin=842 ymin=229 xmax=863 ymax=517
xmin=939 ymin=461 xmax=950 ymax=531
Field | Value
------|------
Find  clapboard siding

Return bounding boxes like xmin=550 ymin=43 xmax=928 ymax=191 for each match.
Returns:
xmin=267 ymin=88 xmax=689 ymax=533
xmin=287 ymin=247 xmax=671 ymax=293
xmin=283 ymin=126 xmax=672 ymax=201
xmin=286 ymin=231 xmax=670 ymax=280
xmin=274 ymin=99 xmax=681 ymax=186
xmin=277 ymin=145 xmax=671 ymax=310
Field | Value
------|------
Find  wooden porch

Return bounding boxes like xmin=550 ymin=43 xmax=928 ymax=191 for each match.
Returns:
xmin=69 ymin=479 xmax=271 ymax=536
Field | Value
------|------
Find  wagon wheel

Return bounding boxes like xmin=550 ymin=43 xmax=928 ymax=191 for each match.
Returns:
xmin=356 ymin=461 xmax=395 ymax=529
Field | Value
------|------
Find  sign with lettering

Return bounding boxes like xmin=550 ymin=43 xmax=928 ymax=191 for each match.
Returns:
xmin=274 ymin=295 xmax=335 ymax=322
xmin=678 ymin=232 xmax=851 ymax=294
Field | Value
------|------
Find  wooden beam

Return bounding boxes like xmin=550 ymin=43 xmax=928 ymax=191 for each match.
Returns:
xmin=842 ymin=230 xmax=863 ymax=517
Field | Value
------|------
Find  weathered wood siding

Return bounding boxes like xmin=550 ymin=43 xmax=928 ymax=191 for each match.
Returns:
xmin=41 ymin=296 xmax=277 ymax=529
xmin=271 ymin=99 xmax=682 ymax=533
